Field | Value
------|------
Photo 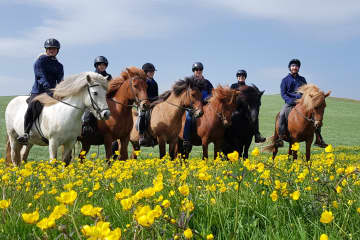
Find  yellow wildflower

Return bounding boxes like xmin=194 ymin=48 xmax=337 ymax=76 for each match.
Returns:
xmin=291 ymin=142 xmax=300 ymax=151
xmin=320 ymin=210 xmax=334 ymax=224
xmin=55 ymin=190 xmax=78 ymax=205
xmin=227 ymin=151 xmax=239 ymax=162
xmin=162 ymin=199 xmax=171 ymax=208
xmin=184 ymin=228 xmax=193 ymax=239
xmin=37 ymin=217 xmax=55 ymax=230
xmin=178 ymin=184 xmax=190 ymax=196
xmin=251 ymin=147 xmax=260 ymax=156
xmin=325 ymin=144 xmax=333 ymax=153
xmin=290 ymin=190 xmax=300 ymax=200
xmin=207 ymin=234 xmax=214 ymax=240
xmin=270 ymin=191 xmax=278 ymax=202
xmin=22 ymin=210 xmax=40 ymax=224
xmin=320 ymin=234 xmax=328 ymax=240
xmin=0 ymin=199 xmax=11 ymax=209
xmin=81 ymin=204 xmax=103 ymax=217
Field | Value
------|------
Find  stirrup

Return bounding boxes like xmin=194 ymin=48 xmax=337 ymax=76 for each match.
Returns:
xmin=314 ymin=140 xmax=328 ymax=148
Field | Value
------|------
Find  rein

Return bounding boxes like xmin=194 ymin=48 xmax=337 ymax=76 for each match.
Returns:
xmin=165 ymin=88 xmax=195 ymax=112
xmin=294 ymin=107 xmax=315 ymax=123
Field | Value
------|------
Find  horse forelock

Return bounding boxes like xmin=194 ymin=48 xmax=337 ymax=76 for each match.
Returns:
xmin=210 ymin=86 xmax=233 ymax=104
xmin=297 ymin=84 xmax=325 ymax=111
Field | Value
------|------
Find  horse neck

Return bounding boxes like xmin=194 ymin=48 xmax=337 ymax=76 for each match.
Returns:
xmin=164 ymin=91 xmax=187 ymax=119
xmin=110 ymin=81 xmax=133 ymax=117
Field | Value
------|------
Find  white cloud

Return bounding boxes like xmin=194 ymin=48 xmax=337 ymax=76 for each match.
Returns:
xmin=203 ymin=0 xmax=360 ymax=24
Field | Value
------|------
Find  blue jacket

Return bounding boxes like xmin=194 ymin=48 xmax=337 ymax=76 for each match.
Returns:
xmin=95 ymin=69 xmax=112 ymax=80
xmin=280 ymin=73 xmax=307 ymax=105
xmin=31 ymin=54 xmax=64 ymax=94
xmin=194 ymin=76 xmax=213 ymax=101
xmin=230 ymin=82 xmax=246 ymax=89
xmin=146 ymin=77 xmax=159 ymax=102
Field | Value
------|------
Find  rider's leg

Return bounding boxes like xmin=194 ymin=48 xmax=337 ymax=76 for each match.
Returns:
xmin=314 ymin=127 xmax=328 ymax=148
xmin=81 ymin=110 xmax=97 ymax=136
xmin=183 ymin=110 xmax=192 ymax=151
xmin=254 ymin=117 xmax=266 ymax=143
xmin=276 ymin=104 xmax=291 ymax=146
xmin=17 ymin=95 xmax=39 ymax=144
xmin=138 ymin=109 xmax=151 ymax=146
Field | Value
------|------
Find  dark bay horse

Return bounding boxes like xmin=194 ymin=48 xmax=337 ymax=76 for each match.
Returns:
xmin=78 ymin=67 xmax=149 ymax=161
xmin=130 ymin=77 xmax=204 ymax=159
xmin=264 ymin=84 xmax=331 ymax=161
xmin=222 ymin=84 xmax=264 ymax=159
xmin=178 ymin=86 xmax=240 ymax=159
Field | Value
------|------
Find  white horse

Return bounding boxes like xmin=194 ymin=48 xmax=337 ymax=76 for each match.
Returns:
xmin=5 ymin=72 xmax=111 ymax=166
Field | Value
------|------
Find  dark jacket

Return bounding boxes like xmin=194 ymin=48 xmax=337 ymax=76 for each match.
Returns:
xmin=230 ymin=82 xmax=246 ymax=89
xmin=146 ymin=77 xmax=159 ymax=102
xmin=194 ymin=76 xmax=213 ymax=101
xmin=95 ymin=69 xmax=112 ymax=80
xmin=280 ymin=73 xmax=307 ymax=105
xmin=31 ymin=54 xmax=64 ymax=94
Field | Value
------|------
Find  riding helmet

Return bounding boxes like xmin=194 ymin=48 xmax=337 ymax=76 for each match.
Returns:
xmin=236 ymin=69 xmax=247 ymax=78
xmin=142 ymin=63 xmax=156 ymax=73
xmin=288 ymin=58 xmax=301 ymax=68
xmin=192 ymin=62 xmax=204 ymax=72
xmin=44 ymin=38 xmax=60 ymax=49
xmin=94 ymin=56 xmax=109 ymax=68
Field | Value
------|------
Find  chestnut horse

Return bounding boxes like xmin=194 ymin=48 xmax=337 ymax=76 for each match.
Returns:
xmin=130 ymin=77 xmax=204 ymax=159
xmin=264 ymin=84 xmax=331 ymax=161
xmin=178 ymin=86 xmax=239 ymax=159
xmin=78 ymin=67 xmax=149 ymax=161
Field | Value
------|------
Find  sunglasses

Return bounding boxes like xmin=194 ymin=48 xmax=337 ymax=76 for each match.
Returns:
xmin=194 ymin=68 xmax=203 ymax=72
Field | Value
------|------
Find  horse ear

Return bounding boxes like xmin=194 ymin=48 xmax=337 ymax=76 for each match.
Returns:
xmin=86 ymin=75 xmax=92 ymax=84
xmin=324 ymin=91 xmax=331 ymax=98
xmin=106 ymin=75 xmax=111 ymax=81
xmin=260 ymin=90 xmax=265 ymax=96
xmin=126 ymin=67 xmax=133 ymax=76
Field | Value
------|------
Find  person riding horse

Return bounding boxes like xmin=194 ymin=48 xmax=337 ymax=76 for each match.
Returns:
xmin=82 ymin=56 xmax=112 ymax=135
xmin=17 ymin=38 xmax=64 ymax=145
xmin=183 ymin=62 xmax=213 ymax=151
xmin=277 ymin=58 xmax=328 ymax=148
xmin=138 ymin=63 xmax=159 ymax=146
xmin=230 ymin=69 xmax=266 ymax=143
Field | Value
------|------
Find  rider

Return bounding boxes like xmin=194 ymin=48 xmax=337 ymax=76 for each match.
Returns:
xmin=81 ymin=56 xmax=112 ymax=135
xmin=138 ymin=63 xmax=159 ymax=146
xmin=278 ymin=58 xmax=328 ymax=148
xmin=183 ymin=62 xmax=213 ymax=151
xmin=230 ymin=69 xmax=266 ymax=143
xmin=17 ymin=38 xmax=64 ymax=144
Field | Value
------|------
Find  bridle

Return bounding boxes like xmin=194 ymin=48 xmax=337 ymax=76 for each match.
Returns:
xmin=294 ymin=106 xmax=323 ymax=128
xmin=108 ymin=76 xmax=148 ymax=110
xmin=166 ymin=87 xmax=199 ymax=114
xmin=49 ymin=83 xmax=109 ymax=119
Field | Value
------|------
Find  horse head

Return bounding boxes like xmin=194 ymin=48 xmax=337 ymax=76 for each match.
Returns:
xmin=173 ymin=77 xmax=204 ymax=118
xmin=85 ymin=74 xmax=111 ymax=120
xmin=125 ymin=67 xmax=149 ymax=110
xmin=297 ymin=84 xmax=331 ymax=128
xmin=211 ymin=86 xmax=239 ymax=127
xmin=236 ymin=84 xmax=264 ymax=127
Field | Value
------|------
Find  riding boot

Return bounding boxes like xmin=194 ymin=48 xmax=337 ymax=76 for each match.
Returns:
xmin=314 ymin=128 xmax=328 ymax=148
xmin=82 ymin=111 xmax=97 ymax=136
xmin=183 ymin=110 xmax=193 ymax=153
xmin=17 ymin=97 xmax=36 ymax=145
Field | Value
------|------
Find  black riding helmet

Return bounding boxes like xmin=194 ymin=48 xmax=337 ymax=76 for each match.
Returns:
xmin=142 ymin=63 xmax=156 ymax=73
xmin=94 ymin=56 xmax=109 ymax=68
xmin=288 ymin=59 xmax=301 ymax=68
xmin=44 ymin=38 xmax=60 ymax=49
xmin=236 ymin=69 xmax=247 ymax=78
xmin=192 ymin=62 xmax=204 ymax=72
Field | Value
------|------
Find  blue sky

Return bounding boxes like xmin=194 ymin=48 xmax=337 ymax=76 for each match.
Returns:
xmin=1 ymin=0 xmax=359 ymax=100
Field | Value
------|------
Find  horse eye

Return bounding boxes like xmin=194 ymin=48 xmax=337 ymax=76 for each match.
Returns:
xmin=93 ymin=92 xmax=98 ymax=96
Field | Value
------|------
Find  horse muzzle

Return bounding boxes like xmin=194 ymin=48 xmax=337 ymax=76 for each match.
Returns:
xmin=314 ymin=120 xmax=322 ymax=128
xmin=100 ymin=110 xmax=111 ymax=120
xmin=194 ymin=109 xmax=204 ymax=118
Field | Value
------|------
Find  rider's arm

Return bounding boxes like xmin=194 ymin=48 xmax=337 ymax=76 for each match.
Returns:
xmin=34 ymin=57 xmax=51 ymax=90
xmin=56 ymin=63 xmax=64 ymax=84
xmin=280 ymin=79 xmax=297 ymax=105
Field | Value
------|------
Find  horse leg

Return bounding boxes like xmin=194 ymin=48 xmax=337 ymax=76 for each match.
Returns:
xmin=213 ymin=142 xmax=221 ymax=160
xmin=202 ymin=138 xmax=209 ymax=160
xmin=48 ymin=139 xmax=58 ymax=162
xmin=104 ymin=135 xmax=114 ymax=162
xmin=8 ymin=135 xmax=21 ymax=166
xmin=305 ymin=139 xmax=312 ymax=161
xmin=169 ymin=141 xmax=176 ymax=160
xmin=158 ymin=137 xmax=166 ymax=159
xmin=21 ymin=144 xmax=33 ymax=163
xmin=63 ymin=141 xmax=76 ymax=166
xmin=130 ymin=141 xmax=140 ymax=159
xmin=119 ymin=137 xmax=130 ymax=161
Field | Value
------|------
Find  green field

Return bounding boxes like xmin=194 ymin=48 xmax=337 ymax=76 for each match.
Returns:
xmin=1 ymin=95 xmax=359 ymax=160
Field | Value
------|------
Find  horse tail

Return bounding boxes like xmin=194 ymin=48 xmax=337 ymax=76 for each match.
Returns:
xmin=5 ymin=134 xmax=11 ymax=165
xmin=263 ymin=135 xmax=276 ymax=152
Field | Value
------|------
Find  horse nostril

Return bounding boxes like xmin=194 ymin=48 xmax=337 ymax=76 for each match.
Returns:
xmin=103 ymin=110 xmax=111 ymax=120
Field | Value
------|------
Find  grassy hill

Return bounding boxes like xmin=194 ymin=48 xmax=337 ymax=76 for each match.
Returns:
xmin=1 ymin=95 xmax=359 ymax=160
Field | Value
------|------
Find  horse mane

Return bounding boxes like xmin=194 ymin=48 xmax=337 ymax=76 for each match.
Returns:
xmin=296 ymin=84 xmax=325 ymax=111
xmin=209 ymin=85 xmax=236 ymax=104
xmin=35 ymin=72 xmax=108 ymax=106
xmin=107 ymin=66 xmax=146 ymax=98
xmin=150 ymin=76 xmax=204 ymax=107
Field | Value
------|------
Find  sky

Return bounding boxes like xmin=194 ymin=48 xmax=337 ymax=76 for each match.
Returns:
xmin=0 ymin=0 xmax=359 ymax=100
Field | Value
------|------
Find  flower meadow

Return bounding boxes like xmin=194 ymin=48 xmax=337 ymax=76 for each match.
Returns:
xmin=0 ymin=145 xmax=360 ymax=239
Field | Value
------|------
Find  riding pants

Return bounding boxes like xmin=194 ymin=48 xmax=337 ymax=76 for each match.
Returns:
xmin=183 ymin=110 xmax=193 ymax=141
xmin=278 ymin=103 xmax=293 ymax=136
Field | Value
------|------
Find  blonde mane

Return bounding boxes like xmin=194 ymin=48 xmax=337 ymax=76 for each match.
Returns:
xmin=296 ymin=84 xmax=326 ymax=111
xmin=35 ymin=72 xmax=108 ymax=106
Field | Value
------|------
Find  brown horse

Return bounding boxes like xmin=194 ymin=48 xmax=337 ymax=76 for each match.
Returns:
xmin=178 ymin=86 xmax=240 ymax=159
xmin=78 ymin=67 xmax=149 ymax=161
xmin=130 ymin=77 xmax=204 ymax=159
xmin=264 ymin=84 xmax=331 ymax=161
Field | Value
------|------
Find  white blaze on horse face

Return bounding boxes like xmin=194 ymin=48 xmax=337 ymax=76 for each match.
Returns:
xmin=85 ymin=81 xmax=110 ymax=120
